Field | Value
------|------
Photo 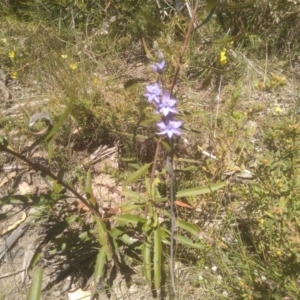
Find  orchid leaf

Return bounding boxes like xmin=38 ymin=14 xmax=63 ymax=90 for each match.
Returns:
xmin=123 ymin=163 xmax=152 ymax=187
xmin=86 ymin=170 xmax=96 ymax=206
xmin=153 ymin=227 xmax=162 ymax=289
xmin=47 ymin=135 xmax=54 ymax=162
xmin=119 ymin=234 xmax=139 ymax=245
xmin=142 ymin=218 xmax=152 ymax=233
xmin=66 ymin=215 xmax=78 ymax=225
xmin=120 ymin=203 xmax=145 ymax=213
xmin=122 ymin=188 xmax=147 ymax=201
xmin=27 ymin=268 xmax=42 ymax=300
xmin=176 ymin=235 xmax=205 ymax=250
xmin=142 ymin=238 xmax=152 ymax=283
xmin=114 ymin=214 xmax=146 ymax=226
xmin=95 ymin=218 xmax=107 ymax=246
xmin=176 ymin=182 xmax=225 ymax=198
xmin=94 ymin=246 xmax=107 ymax=284
xmin=45 ymin=102 xmax=71 ymax=141
xmin=176 ymin=219 xmax=200 ymax=238
xmin=109 ymin=228 xmax=123 ymax=238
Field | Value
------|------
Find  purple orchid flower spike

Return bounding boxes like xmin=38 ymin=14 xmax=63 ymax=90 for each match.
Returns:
xmin=151 ymin=60 xmax=166 ymax=74
xmin=145 ymin=58 xmax=183 ymax=139
xmin=144 ymin=82 xmax=162 ymax=103
xmin=157 ymin=113 xmax=183 ymax=139
xmin=157 ymin=91 xmax=178 ymax=116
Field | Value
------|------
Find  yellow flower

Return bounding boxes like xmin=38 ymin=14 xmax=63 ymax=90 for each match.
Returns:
xmin=274 ymin=106 xmax=283 ymax=114
xmin=61 ymin=54 xmax=67 ymax=59
xmin=1 ymin=38 xmax=8 ymax=44
xmin=11 ymin=71 xmax=17 ymax=79
xmin=219 ymin=48 xmax=227 ymax=65
xmin=9 ymin=51 xmax=15 ymax=59
xmin=93 ymin=77 xmax=99 ymax=84
xmin=69 ymin=62 xmax=77 ymax=70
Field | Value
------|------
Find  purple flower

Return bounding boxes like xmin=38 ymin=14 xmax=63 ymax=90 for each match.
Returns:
xmin=151 ymin=60 xmax=165 ymax=74
xmin=144 ymin=82 xmax=162 ymax=103
xmin=157 ymin=114 xmax=183 ymax=139
xmin=157 ymin=91 xmax=178 ymax=116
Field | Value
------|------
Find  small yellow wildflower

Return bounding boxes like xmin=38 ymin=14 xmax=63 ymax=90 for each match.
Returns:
xmin=274 ymin=106 xmax=283 ymax=114
xmin=255 ymin=82 xmax=266 ymax=90
xmin=11 ymin=71 xmax=17 ymax=79
xmin=69 ymin=62 xmax=77 ymax=70
xmin=9 ymin=51 xmax=15 ymax=59
xmin=271 ymin=75 xmax=286 ymax=86
xmin=1 ymin=38 xmax=8 ymax=44
xmin=219 ymin=48 xmax=227 ymax=65
xmin=61 ymin=54 xmax=67 ymax=59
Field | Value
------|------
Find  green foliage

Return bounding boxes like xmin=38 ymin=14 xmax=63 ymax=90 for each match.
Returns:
xmin=251 ymin=119 xmax=300 ymax=266
xmin=26 ymin=268 xmax=43 ymax=300
xmin=2 ymin=0 xmax=300 ymax=299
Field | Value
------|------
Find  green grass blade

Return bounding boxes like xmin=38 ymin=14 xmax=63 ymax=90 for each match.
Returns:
xmin=122 ymin=188 xmax=147 ymax=201
xmin=95 ymin=218 xmax=107 ymax=246
xmin=123 ymin=163 xmax=152 ymax=187
xmin=153 ymin=226 xmax=162 ymax=289
xmin=27 ymin=102 xmax=72 ymax=151
xmin=120 ymin=203 xmax=145 ymax=213
xmin=85 ymin=169 xmax=96 ymax=206
xmin=141 ymin=12 xmax=167 ymax=30
xmin=94 ymin=246 xmax=107 ymax=284
xmin=176 ymin=235 xmax=205 ymax=250
xmin=176 ymin=219 xmax=200 ymax=238
xmin=114 ymin=214 xmax=146 ymax=226
xmin=44 ymin=102 xmax=71 ymax=141
xmin=27 ymin=268 xmax=43 ymax=300
xmin=176 ymin=182 xmax=225 ymax=198
xmin=142 ymin=239 xmax=152 ymax=283
xmin=211 ymin=34 xmax=243 ymax=45
xmin=47 ymin=135 xmax=54 ymax=162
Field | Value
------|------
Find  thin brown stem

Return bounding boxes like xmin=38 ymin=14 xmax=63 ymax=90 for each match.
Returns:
xmin=169 ymin=0 xmax=199 ymax=96
xmin=0 ymin=143 xmax=101 ymax=218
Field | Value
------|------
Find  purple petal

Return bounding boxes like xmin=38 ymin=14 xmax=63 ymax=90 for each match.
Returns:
xmin=167 ymin=99 xmax=177 ymax=106
xmin=158 ymin=60 xmax=165 ymax=70
xmin=157 ymin=118 xmax=183 ymax=138
xmin=150 ymin=60 xmax=166 ymax=74
xmin=151 ymin=65 xmax=158 ymax=72
xmin=167 ymin=131 xmax=174 ymax=139
xmin=159 ymin=106 xmax=178 ymax=116
xmin=144 ymin=82 xmax=162 ymax=102
xmin=144 ymin=92 xmax=159 ymax=102
xmin=161 ymin=92 xmax=177 ymax=105
xmin=146 ymin=82 xmax=161 ymax=93
xmin=170 ymin=120 xmax=183 ymax=128
xmin=157 ymin=121 xmax=167 ymax=130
